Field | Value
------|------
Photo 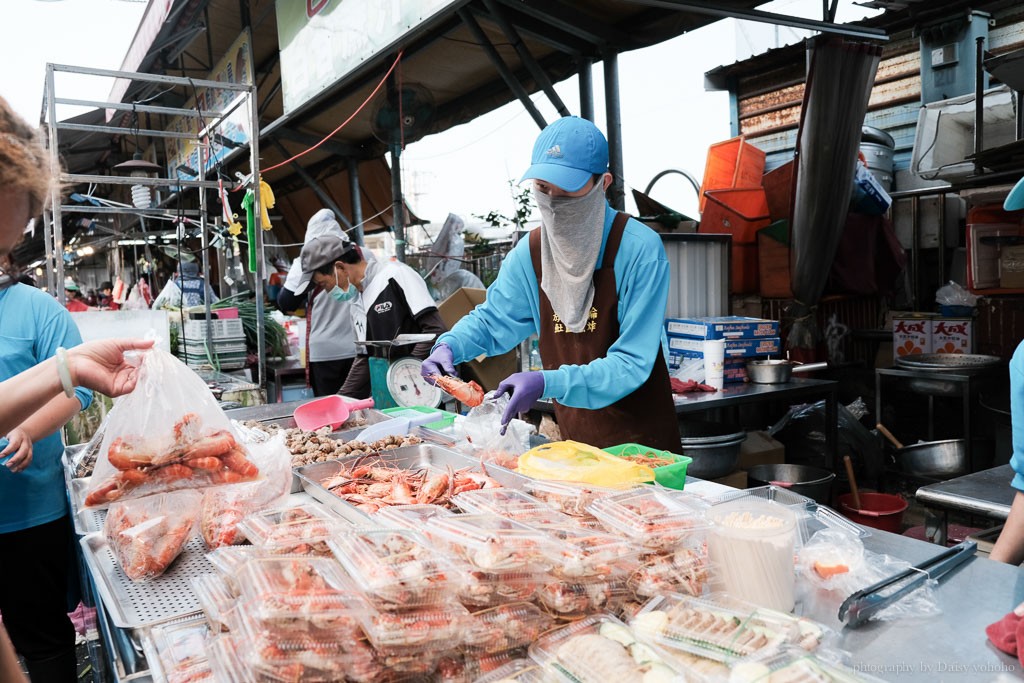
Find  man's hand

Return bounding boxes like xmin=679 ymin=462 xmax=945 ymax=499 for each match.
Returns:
xmin=67 ymin=338 xmax=155 ymax=397
xmin=494 ymin=371 xmax=545 ymax=434
xmin=421 ymin=343 xmax=457 ymax=382
xmin=1 ymin=428 xmax=32 ymax=473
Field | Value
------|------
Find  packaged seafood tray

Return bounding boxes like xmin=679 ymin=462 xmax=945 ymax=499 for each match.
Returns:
xmin=536 ymin=526 xmax=644 ymax=580
xmin=295 ymin=444 xmax=527 ymax=523
xmin=521 ymin=479 xmax=623 ymax=518
xmin=630 ymin=593 xmax=831 ymax=664
xmin=79 ymin=531 xmax=212 ymax=629
xmin=205 ymin=545 xmax=261 ymax=593
xmin=528 ymin=613 xmax=685 ymax=683
xmin=728 ymin=647 xmax=887 ymax=683
xmin=512 ymin=508 xmax=587 ymax=530
xmin=436 ymin=650 xmax=526 ymax=682
xmin=587 ymin=487 xmax=711 ymax=550
xmin=233 ymin=555 xmax=358 ymax=605
xmin=452 ymin=488 xmax=551 ymax=519
xmin=237 ymin=502 xmax=343 ymax=556
xmin=328 ymin=527 xmax=462 ymax=609
xmin=191 ymin=573 xmax=238 ymax=633
xmin=373 ymin=503 xmax=456 ymax=530
xmin=464 ymin=602 xmax=555 ymax=655
xmin=428 ymin=514 xmax=554 ymax=572
xmin=705 ymin=486 xmax=869 ymax=542
xmin=535 ymin=575 xmax=630 ymax=619
xmin=357 ymin=601 xmax=472 ymax=651
xmin=627 ymin=539 xmax=711 ymax=599
xmin=471 ymin=658 xmax=549 ymax=683
xmin=139 ymin=617 xmax=214 ymax=683
xmin=458 ymin=566 xmax=543 ymax=608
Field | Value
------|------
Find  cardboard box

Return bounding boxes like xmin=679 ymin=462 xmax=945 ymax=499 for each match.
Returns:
xmin=709 ymin=470 xmax=747 ymax=489
xmin=1000 ymin=244 xmax=1024 ymax=289
xmin=665 ymin=316 xmax=780 ymax=339
xmin=668 ymin=354 xmax=747 ymax=383
xmin=892 ymin=313 xmax=932 ymax=357
xmin=436 ymin=288 xmax=517 ymax=392
xmin=737 ymin=430 xmax=786 ymax=470
xmin=668 ymin=335 xmax=781 ymax=358
xmin=931 ymin=317 xmax=973 ymax=354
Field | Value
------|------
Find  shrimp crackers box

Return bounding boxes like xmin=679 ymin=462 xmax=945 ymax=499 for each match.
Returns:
xmin=892 ymin=313 xmax=932 ymax=357
xmin=931 ymin=317 xmax=973 ymax=354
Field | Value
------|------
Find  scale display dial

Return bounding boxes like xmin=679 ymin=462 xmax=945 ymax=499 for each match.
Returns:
xmin=385 ymin=357 xmax=443 ymax=408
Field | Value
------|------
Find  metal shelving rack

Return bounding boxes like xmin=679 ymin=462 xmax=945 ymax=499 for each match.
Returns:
xmin=41 ymin=64 xmax=268 ymax=389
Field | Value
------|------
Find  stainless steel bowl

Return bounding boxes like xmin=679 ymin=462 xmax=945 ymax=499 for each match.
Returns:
xmin=896 ymin=438 xmax=968 ymax=478
xmin=747 ymin=360 xmax=793 ymax=384
xmin=681 ymin=434 xmax=746 ymax=479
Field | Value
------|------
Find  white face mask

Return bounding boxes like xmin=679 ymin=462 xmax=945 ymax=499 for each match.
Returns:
xmin=329 ymin=283 xmax=357 ymax=302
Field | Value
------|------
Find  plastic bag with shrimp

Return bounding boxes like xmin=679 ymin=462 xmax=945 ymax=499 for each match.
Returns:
xmin=455 ymin=394 xmax=534 ymax=469
xmin=83 ymin=347 xmax=261 ymax=508
xmin=104 ymin=489 xmax=202 ymax=581
xmin=199 ymin=432 xmax=293 ymax=549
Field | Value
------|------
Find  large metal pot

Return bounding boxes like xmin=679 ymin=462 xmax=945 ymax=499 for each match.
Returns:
xmin=877 ymin=423 xmax=968 ymax=478
xmin=746 ymin=360 xmax=828 ymax=384
xmin=679 ymin=420 xmax=746 ymax=479
xmin=746 ymin=464 xmax=836 ymax=504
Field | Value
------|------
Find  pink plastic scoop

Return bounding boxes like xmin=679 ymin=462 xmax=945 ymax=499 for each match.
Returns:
xmin=293 ymin=396 xmax=375 ymax=432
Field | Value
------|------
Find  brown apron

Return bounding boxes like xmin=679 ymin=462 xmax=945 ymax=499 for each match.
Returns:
xmin=530 ymin=213 xmax=680 ymax=451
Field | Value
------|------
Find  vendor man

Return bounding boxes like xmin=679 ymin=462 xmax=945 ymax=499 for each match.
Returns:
xmin=300 ymin=234 xmax=447 ymax=399
xmin=422 ymin=116 xmax=678 ymax=450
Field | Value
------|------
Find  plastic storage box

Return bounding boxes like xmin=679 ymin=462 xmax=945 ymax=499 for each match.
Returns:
xmin=382 ymin=405 xmax=457 ymax=431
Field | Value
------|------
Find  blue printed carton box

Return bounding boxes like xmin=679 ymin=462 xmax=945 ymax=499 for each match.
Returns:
xmin=668 ymin=336 xmax=781 ymax=358
xmin=669 ymin=353 xmax=748 ymax=383
xmin=665 ymin=316 xmax=780 ymax=340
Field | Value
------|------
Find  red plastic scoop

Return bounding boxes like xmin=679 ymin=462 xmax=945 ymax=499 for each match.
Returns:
xmin=293 ymin=396 xmax=374 ymax=432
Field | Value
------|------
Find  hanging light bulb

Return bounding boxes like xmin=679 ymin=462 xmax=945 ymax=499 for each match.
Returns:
xmin=114 ymin=152 xmax=163 ymax=209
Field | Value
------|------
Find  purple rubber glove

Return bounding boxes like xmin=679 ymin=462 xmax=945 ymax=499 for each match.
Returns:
xmin=421 ymin=343 xmax=457 ymax=382
xmin=495 ymin=371 xmax=545 ymax=434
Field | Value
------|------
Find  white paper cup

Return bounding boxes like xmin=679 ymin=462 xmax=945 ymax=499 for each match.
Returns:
xmin=703 ymin=339 xmax=726 ymax=386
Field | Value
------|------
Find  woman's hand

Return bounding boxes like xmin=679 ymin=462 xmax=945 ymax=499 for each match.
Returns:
xmin=1 ymin=428 xmax=32 ymax=473
xmin=67 ymin=338 xmax=155 ymax=397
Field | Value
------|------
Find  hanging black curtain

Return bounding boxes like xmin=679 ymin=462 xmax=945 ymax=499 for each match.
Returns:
xmin=788 ymin=37 xmax=882 ymax=350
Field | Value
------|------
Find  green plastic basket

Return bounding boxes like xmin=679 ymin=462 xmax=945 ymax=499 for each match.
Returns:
xmin=602 ymin=443 xmax=692 ymax=490
xmin=381 ymin=406 xmax=457 ymax=431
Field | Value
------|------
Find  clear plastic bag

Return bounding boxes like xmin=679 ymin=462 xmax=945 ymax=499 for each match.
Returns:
xmin=104 ymin=489 xmax=202 ymax=581
xmin=84 ymin=347 xmax=260 ymax=508
xmin=935 ymin=280 xmax=979 ymax=308
xmin=199 ymin=432 xmax=292 ymax=549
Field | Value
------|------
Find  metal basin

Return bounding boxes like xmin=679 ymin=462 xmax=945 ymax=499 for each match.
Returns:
xmin=895 ymin=353 xmax=1002 ymax=396
xmin=897 ymin=438 xmax=968 ymax=478
xmin=746 ymin=464 xmax=836 ymax=505
xmin=680 ymin=435 xmax=746 ymax=479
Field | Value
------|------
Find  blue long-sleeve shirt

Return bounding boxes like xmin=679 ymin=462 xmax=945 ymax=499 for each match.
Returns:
xmin=1010 ymin=341 xmax=1024 ymax=492
xmin=0 ymin=284 xmax=92 ymax=533
xmin=436 ymin=203 xmax=670 ymax=409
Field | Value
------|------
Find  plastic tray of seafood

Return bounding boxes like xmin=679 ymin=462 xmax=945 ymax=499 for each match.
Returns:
xmin=436 ymin=650 xmax=526 ymax=682
xmin=629 ymin=593 xmax=830 ymax=664
xmin=528 ymin=613 xmax=685 ymax=683
xmin=294 ymin=444 xmax=525 ymax=522
xmin=427 ymin=514 xmax=553 ymax=572
xmin=452 ymin=488 xmax=552 ymax=519
xmin=237 ymin=502 xmax=345 ymax=556
xmin=79 ymin=531 xmax=211 ymax=629
xmin=458 ymin=566 xmax=542 ymax=608
xmin=472 ymin=658 xmax=550 ymax=683
xmin=357 ymin=601 xmax=472 ymax=652
xmin=140 ymin=616 xmax=214 ymax=683
xmin=232 ymin=555 xmax=359 ymax=607
xmin=536 ymin=526 xmax=644 ymax=580
xmin=372 ymin=503 xmax=455 ymax=530
xmin=510 ymin=508 xmax=582 ymax=530
xmin=191 ymin=573 xmax=238 ymax=633
xmin=328 ymin=527 xmax=461 ymax=609
xmin=520 ymin=479 xmax=623 ymax=518
xmin=464 ymin=602 xmax=555 ymax=655
xmin=205 ymin=545 xmax=261 ymax=593
xmin=627 ymin=538 xmax=711 ymax=599
xmin=587 ymin=488 xmax=710 ymax=550
xmin=535 ymin=575 xmax=630 ymax=619
xmin=727 ymin=647 xmax=887 ymax=683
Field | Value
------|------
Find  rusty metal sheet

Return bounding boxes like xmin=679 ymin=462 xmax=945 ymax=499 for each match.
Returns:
xmin=740 ymin=107 xmax=801 ymax=135
xmin=737 ymin=83 xmax=804 ymax=118
xmin=868 ymin=75 xmax=921 ymax=108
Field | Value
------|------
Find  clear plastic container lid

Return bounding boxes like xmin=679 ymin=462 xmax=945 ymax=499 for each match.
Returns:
xmin=238 ymin=503 xmax=341 ymax=556
xmin=536 ymin=526 xmax=644 ymax=579
xmin=427 ymin=514 xmax=553 ymax=572
xmin=472 ymin=658 xmax=548 ymax=683
xmin=436 ymin=650 xmax=523 ymax=682
xmin=142 ymin=619 xmax=213 ymax=683
xmin=627 ymin=537 xmax=711 ymax=599
xmin=457 ymin=565 xmax=543 ymax=608
xmin=587 ymin=487 xmax=710 ymax=549
xmin=521 ymin=479 xmax=622 ymax=517
xmin=630 ymin=593 xmax=831 ymax=664
xmin=464 ymin=602 xmax=555 ymax=655
xmin=233 ymin=556 xmax=363 ymax=617
xmin=191 ymin=573 xmax=238 ymax=634
xmin=729 ymin=647 xmax=887 ymax=683
xmin=528 ymin=613 xmax=684 ymax=683
xmin=205 ymin=545 xmax=260 ymax=592
xmin=327 ymin=528 xmax=461 ymax=609
xmin=205 ymin=635 xmax=246 ymax=683
xmin=535 ymin=575 xmax=629 ymax=618
xmin=510 ymin=507 xmax=579 ymax=529
xmin=371 ymin=503 xmax=455 ymax=531
xmin=452 ymin=488 xmax=550 ymax=519
xmin=357 ymin=601 xmax=471 ymax=651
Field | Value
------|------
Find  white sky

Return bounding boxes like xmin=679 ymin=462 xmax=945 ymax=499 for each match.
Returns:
xmin=1 ymin=0 xmax=880 ymax=233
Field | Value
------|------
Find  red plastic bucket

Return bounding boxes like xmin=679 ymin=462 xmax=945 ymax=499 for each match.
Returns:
xmin=837 ymin=492 xmax=908 ymax=534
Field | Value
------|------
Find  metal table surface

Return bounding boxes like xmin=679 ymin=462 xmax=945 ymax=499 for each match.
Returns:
xmin=223 ymin=399 xmax=309 ymax=423
xmin=916 ymin=464 xmax=1016 ymax=520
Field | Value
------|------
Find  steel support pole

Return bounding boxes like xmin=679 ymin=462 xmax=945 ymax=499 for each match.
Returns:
xmin=578 ymin=59 xmax=594 ymax=121
xmin=249 ymin=87 xmax=266 ymax=392
xmin=41 ymin=210 xmax=56 ymax=294
xmin=348 ymin=158 xmax=364 ymax=246
xmin=199 ymin=144 xmax=214 ymax=355
xmin=45 ymin=65 xmax=66 ymax=302
xmin=390 ymin=142 xmax=406 ymax=262
xmin=603 ymin=52 xmax=625 ymax=211
xmin=975 ymin=36 xmax=985 ymax=175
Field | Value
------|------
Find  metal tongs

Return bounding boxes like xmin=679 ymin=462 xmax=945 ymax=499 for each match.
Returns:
xmin=838 ymin=539 xmax=977 ymax=628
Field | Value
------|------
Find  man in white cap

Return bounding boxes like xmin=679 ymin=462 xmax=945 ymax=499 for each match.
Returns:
xmin=278 ymin=209 xmax=358 ymax=396
xmin=422 ymin=116 xmax=678 ymax=450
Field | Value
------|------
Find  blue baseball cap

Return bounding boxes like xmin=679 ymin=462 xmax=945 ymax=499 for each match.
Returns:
xmin=1006 ymin=175 xmax=1024 ymax=211
xmin=520 ymin=116 xmax=609 ymax=192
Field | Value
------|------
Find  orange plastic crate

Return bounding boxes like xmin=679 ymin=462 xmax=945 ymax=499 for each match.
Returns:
xmin=699 ymin=136 xmax=767 ymax=213
xmin=699 ymin=188 xmax=771 ymax=294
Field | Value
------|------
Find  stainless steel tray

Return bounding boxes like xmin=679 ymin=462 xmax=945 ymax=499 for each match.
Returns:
xmin=79 ymin=532 xmax=210 ymax=630
xmin=294 ymin=444 xmax=527 ymax=524
xmin=63 ymin=451 xmax=106 ymax=536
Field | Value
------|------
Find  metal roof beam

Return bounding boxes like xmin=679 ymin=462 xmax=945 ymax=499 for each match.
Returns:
xmin=491 ymin=0 xmax=632 ymax=48
xmin=621 ymin=0 xmax=888 ymax=41
xmin=472 ymin=5 xmax=593 ymax=55
xmin=270 ymin=139 xmax=355 ymax=231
